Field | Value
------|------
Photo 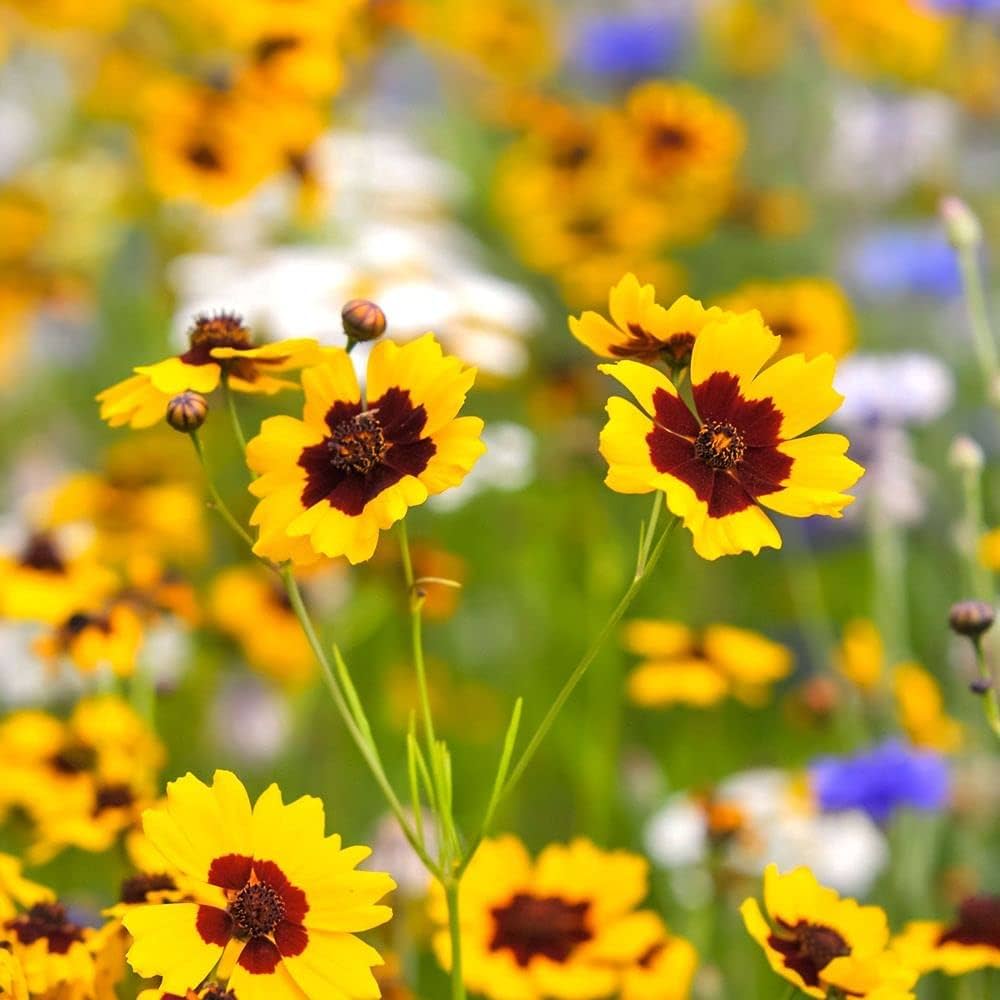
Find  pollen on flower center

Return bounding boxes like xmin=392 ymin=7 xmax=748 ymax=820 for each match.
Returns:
xmin=229 ymin=882 xmax=286 ymax=938
xmin=489 ymin=892 xmax=592 ymax=967
xmin=327 ymin=411 xmax=388 ymax=475
xmin=694 ymin=420 xmax=745 ymax=470
xmin=188 ymin=312 xmax=252 ymax=351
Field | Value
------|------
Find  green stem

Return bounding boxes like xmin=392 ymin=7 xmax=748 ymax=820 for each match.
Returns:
xmin=867 ymin=493 xmax=909 ymax=665
xmin=492 ymin=516 xmax=677 ymax=814
xmin=129 ymin=661 xmax=156 ymax=729
xmin=280 ymin=567 xmax=441 ymax=875
xmin=188 ymin=431 xmax=256 ymax=549
xmin=972 ymin=638 xmax=1000 ymax=740
xmin=959 ymin=461 xmax=993 ymax=602
xmin=444 ymin=877 xmax=466 ymax=1000
xmin=956 ymin=243 xmax=999 ymax=400
xmin=220 ymin=373 xmax=248 ymax=452
xmin=782 ymin=520 xmax=837 ymax=672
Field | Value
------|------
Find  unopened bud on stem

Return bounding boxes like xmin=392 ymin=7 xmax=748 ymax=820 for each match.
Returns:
xmin=166 ymin=391 xmax=208 ymax=433
xmin=342 ymin=298 xmax=387 ymax=343
xmin=940 ymin=196 xmax=982 ymax=250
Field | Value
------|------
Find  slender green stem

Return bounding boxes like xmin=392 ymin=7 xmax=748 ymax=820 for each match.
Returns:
xmin=188 ymin=432 xmax=255 ymax=549
xmin=280 ymin=567 xmax=441 ymax=875
xmin=956 ymin=244 xmax=999 ymax=400
xmin=972 ymin=638 xmax=1000 ymax=740
xmin=345 ymin=337 xmax=359 ymax=354
xmin=494 ymin=515 xmax=676 ymax=809
xmin=782 ymin=520 xmax=837 ymax=672
xmin=867 ymin=493 xmax=909 ymax=665
xmin=959 ymin=461 xmax=993 ymax=602
xmin=129 ymin=661 xmax=156 ymax=728
xmin=220 ymin=373 xmax=248 ymax=452
xmin=444 ymin=878 xmax=466 ymax=1000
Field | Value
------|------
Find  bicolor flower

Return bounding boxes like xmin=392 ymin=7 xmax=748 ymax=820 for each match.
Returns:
xmin=570 ymin=273 xmax=722 ymax=366
xmin=599 ymin=308 xmax=863 ymax=560
xmin=893 ymin=896 xmax=1000 ymax=975
xmin=98 ymin=313 xmax=322 ymax=430
xmin=247 ymin=334 xmax=485 ymax=565
xmin=123 ymin=770 xmax=394 ymax=998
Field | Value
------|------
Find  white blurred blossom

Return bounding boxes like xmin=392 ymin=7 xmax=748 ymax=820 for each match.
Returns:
xmin=368 ymin=810 xmax=437 ymax=899
xmin=831 ymin=353 xmax=954 ymax=427
xmin=210 ymin=674 xmax=291 ymax=765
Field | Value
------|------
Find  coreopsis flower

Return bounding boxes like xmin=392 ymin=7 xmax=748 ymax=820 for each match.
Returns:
xmin=0 ymin=946 xmax=27 ymax=1000
xmin=893 ymin=896 xmax=1000 ymax=974
xmin=210 ymin=567 xmax=314 ymax=686
xmin=810 ymin=740 xmax=950 ymax=825
xmin=122 ymin=770 xmax=394 ymax=997
xmin=599 ymin=308 xmax=863 ymax=559
xmin=429 ymin=835 xmax=665 ymax=1000
xmin=98 ymin=312 xmax=322 ymax=430
xmin=34 ymin=602 xmax=145 ymax=678
xmin=619 ymin=914 xmax=698 ymax=1000
xmin=741 ymin=865 xmax=918 ymax=999
xmin=569 ymin=274 xmax=722 ymax=366
xmin=836 ymin=618 xmax=884 ymax=693
xmin=718 ymin=279 xmax=855 ymax=362
xmin=892 ymin=663 xmax=963 ymax=752
xmin=0 ymin=532 xmax=115 ymax=625
xmin=247 ymin=334 xmax=485 ymax=565
xmin=624 ymin=618 xmax=792 ymax=708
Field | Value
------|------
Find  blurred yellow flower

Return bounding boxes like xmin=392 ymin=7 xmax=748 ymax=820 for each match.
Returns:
xmin=625 ymin=619 xmax=792 ymax=708
xmin=977 ymin=527 xmax=1000 ymax=570
xmin=892 ymin=662 xmax=963 ymax=753
xmin=247 ymin=335 xmax=485 ymax=565
xmin=718 ymin=278 xmax=856 ymax=362
xmin=836 ymin=618 xmax=884 ymax=693
xmin=429 ymin=835 xmax=676 ymax=1000
xmin=570 ymin=273 xmax=722 ymax=367
xmin=892 ymin=896 xmax=1000 ymax=976
xmin=210 ymin=566 xmax=315 ymax=686
xmin=34 ymin=602 xmax=145 ymax=678
xmin=620 ymin=913 xmax=699 ymax=1000
xmin=741 ymin=864 xmax=917 ymax=999
xmin=599 ymin=308 xmax=862 ymax=560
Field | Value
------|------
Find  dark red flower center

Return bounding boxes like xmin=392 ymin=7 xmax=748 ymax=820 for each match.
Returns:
xmin=298 ymin=389 xmax=436 ymax=517
xmin=6 ymin=903 xmax=85 ymax=955
xmin=769 ymin=919 xmax=851 ymax=987
xmin=94 ymin=783 xmax=135 ymax=814
xmin=179 ymin=312 xmax=280 ymax=383
xmin=196 ymin=855 xmax=309 ymax=976
xmin=489 ymin=892 xmax=592 ymax=967
xmin=50 ymin=742 xmax=97 ymax=775
xmin=938 ymin=896 xmax=1000 ymax=949
xmin=120 ymin=872 xmax=178 ymax=904
xmin=651 ymin=125 xmax=689 ymax=151
xmin=186 ymin=143 xmax=224 ymax=172
xmin=19 ymin=533 xmax=65 ymax=572
xmin=644 ymin=371 xmax=793 ymax=518
xmin=254 ymin=35 xmax=301 ymax=64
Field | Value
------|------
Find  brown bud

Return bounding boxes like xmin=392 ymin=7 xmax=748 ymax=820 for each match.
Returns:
xmin=342 ymin=298 xmax=387 ymax=343
xmin=166 ymin=391 xmax=208 ymax=433
xmin=948 ymin=600 xmax=996 ymax=639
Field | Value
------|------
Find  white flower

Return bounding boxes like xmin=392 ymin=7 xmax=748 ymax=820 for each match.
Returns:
xmin=368 ymin=810 xmax=437 ymax=899
xmin=831 ymin=353 xmax=954 ymax=427
xmin=210 ymin=675 xmax=291 ymax=764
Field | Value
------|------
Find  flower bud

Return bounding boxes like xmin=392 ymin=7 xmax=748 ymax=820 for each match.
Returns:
xmin=949 ymin=600 xmax=996 ymax=639
xmin=970 ymin=677 xmax=993 ymax=696
xmin=341 ymin=298 xmax=387 ymax=343
xmin=166 ymin=391 xmax=208 ymax=433
xmin=949 ymin=435 xmax=984 ymax=473
xmin=940 ymin=196 xmax=982 ymax=250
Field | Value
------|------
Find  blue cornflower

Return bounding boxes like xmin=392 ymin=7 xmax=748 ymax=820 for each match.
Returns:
xmin=810 ymin=739 xmax=950 ymax=824
xmin=842 ymin=225 xmax=963 ymax=300
xmin=568 ymin=11 xmax=686 ymax=80
xmin=922 ymin=0 xmax=1000 ymax=17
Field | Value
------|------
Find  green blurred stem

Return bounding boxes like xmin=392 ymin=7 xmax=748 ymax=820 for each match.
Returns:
xmin=188 ymin=431 xmax=255 ymax=549
xmin=220 ymin=373 xmax=248 ymax=452
xmin=956 ymin=244 xmax=1000 ymax=400
xmin=782 ymin=520 xmax=837 ymax=671
xmin=490 ymin=511 xmax=677 ymax=817
xmin=959 ymin=462 xmax=993 ymax=601
xmin=444 ymin=877 xmax=466 ymax=1000
xmin=279 ymin=566 xmax=440 ymax=876
xmin=129 ymin=661 xmax=156 ymax=729
xmin=867 ymin=494 xmax=909 ymax=665
xmin=972 ymin=638 xmax=1000 ymax=741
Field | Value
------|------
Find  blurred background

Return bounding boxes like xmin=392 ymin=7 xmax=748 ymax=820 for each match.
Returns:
xmin=0 ymin=0 xmax=998 ymax=997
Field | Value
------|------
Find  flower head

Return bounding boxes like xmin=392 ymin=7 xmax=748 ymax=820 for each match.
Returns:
xmin=570 ymin=275 xmax=722 ymax=366
xmin=624 ymin=618 xmax=791 ymax=708
xmin=893 ymin=896 xmax=1000 ymax=975
xmin=122 ymin=770 xmax=394 ymax=998
xmin=98 ymin=312 xmax=322 ymax=430
xmin=429 ymin=835 xmax=669 ymax=1000
xmin=247 ymin=334 xmax=485 ymax=565
xmin=741 ymin=864 xmax=917 ymax=998
xmin=599 ymin=307 xmax=863 ymax=559
xmin=810 ymin=739 xmax=950 ymax=825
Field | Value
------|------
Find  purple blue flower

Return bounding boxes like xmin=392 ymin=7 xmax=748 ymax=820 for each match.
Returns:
xmin=921 ymin=0 xmax=1000 ymax=17
xmin=842 ymin=225 xmax=963 ymax=300
xmin=567 ymin=11 xmax=686 ymax=80
xmin=810 ymin=739 xmax=950 ymax=824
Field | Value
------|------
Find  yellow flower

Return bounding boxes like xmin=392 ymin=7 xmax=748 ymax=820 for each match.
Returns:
xmin=2 ymin=901 xmax=97 ymax=996
xmin=210 ymin=566 xmax=315 ymax=686
xmin=570 ymin=274 xmax=723 ymax=367
xmin=624 ymin=619 xmax=792 ymax=708
xmin=0 ymin=533 xmax=116 ymax=625
xmin=0 ymin=945 xmax=28 ymax=1000
xmin=836 ymin=618 xmax=884 ymax=693
xmin=247 ymin=334 xmax=485 ymax=565
xmin=977 ymin=527 xmax=1000 ymax=570
xmin=892 ymin=662 xmax=963 ymax=753
xmin=429 ymin=835 xmax=664 ymax=1000
xmin=122 ymin=770 xmax=394 ymax=997
xmin=559 ymin=256 xmax=685 ymax=313
xmin=892 ymin=896 xmax=1000 ymax=975
xmin=619 ymin=914 xmax=699 ymax=1000
xmin=741 ymin=864 xmax=918 ymax=999
xmin=34 ymin=602 xmax=145 ymax=678
xmin=705 ymin=0 xmax=794 ymax=78
xmin=98 ymin=312 xmax=322 ymax=430
xmin=0 ymin=854 xmax=53 ymax=923
xmin=718 ymin=279 xmax=856 ymax=362
xmin=599 ymin=308 xmax=863 ymax=560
